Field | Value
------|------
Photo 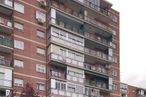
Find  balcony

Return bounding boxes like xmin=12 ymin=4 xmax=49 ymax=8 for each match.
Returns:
xmin=49 ymin=17 xmax=111 ymax=50
xmin=0 ymin=0 xmax=13 ymax=16
xmin=0 ymin=79 xmax=12 ymax=88
xmin=0 ymin=37 xmax=13 ymax=53
xmin=0 ymin=16 xmax=13 ymax=34
xmin=73 ymin=0 xmax=112 ymax=22
xmin=84 ymin=48 xmax=117 ymax=64
xmin=85 ymin=87 xmax=99 ymax=97
xmin=48 ymin=52 xmax=84 ymax=68
xmin=85 ymin=79 xmax=112 ymax=92
xmin=49 ymin=69 xmax=66 ymax=80
xmin=50 ymin=0 xmax=114 ymax=35
xmin=84 ymin=63 xmax=109 ymax=76
xmin=0 ymin=58 xmax=11 ymax=67
xmin=85 ymin=32 xmax=111 ymax=48
xmin=49 ymin=32 xmax=84 ymax=52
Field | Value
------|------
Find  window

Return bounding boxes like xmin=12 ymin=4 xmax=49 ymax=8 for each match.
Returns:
xmin=37 ymin=48 xmax=45 ymax=55
xmin=113 ymin=84 xmax=118 ymax=90
xmin=60 ymin=49 xmax=66 ymax=57
xmin=36 ymin=64 xmax=46 ymax=73
xmin=5 ymin=0 xmax=13 ymax=7
xmin=111 ymin=15 xmax=118 ymax=22
xmin=14 ymin=78 xmax=23 ymax=87
xmin=0 ymin=72 xmax=4 ymax=79
xmin=68 ymin=84 xmax=75 ymax=93
xmin=14 ymin=2 xmax=24 ymax=13
xmin=14 ymin=40 xmax=24 ymax=50
xmin=55 ymin=81 xmax=66 ymax=91
xmin=112 ymin=69 xmax=118 ymax=77
xmin=37 ymin=30 xmax=45 ymax=38
xmin=36 ymin=83 xmax=45 ymax=91
xmin=14 ymin=22 xmax=23 ymax=30
xmin=14 ymin=59 xmax=24 ymax=68
xmin=36 ymin=11 xmax=46 ymax=23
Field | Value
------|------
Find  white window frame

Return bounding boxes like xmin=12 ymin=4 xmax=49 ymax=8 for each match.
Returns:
xmin=14 ymin=78 xmax=23 ymax=87
xmin=14 ymin=40 xmax=24 ymax=50
xmin=37 ymin=48 xmax=45 ymax=55
xmin=36 ymin=11 xmax=46 ymax=23
xmin=37 ymin=30 xmax=45 ymax=38
xmin=14 ymin=22 xmax=24 ymax=30
xmin=36 ymin=82 xmax=45 ymax=91
xmin=14 ymin=2 xmax=24 ymax=13
xmin=14 ymin=59 xmax=24 ymax=68
xmin=36 ymin=64 xmax=46 ymax=73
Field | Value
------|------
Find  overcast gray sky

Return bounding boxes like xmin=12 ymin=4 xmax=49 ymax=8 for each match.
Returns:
xmin=110 ymin=0 xmax=146 ymax=88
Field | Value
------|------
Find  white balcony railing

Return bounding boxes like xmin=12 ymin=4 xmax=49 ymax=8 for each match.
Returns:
xmin=49 ymin=52 xmax=84 ymax=67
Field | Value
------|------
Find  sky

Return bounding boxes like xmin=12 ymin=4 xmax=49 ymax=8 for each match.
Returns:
xmin=109 ymin=0 xmax=146 ymax=88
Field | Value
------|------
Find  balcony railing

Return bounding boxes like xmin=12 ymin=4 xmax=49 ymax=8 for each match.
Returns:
xmin=84 ymin=63 xmax=108 ymax=75
xmin=49 ymin=52 xmax=84 ymax=67
xmin=50 ymin=35 xmax=84 ymax=51
xmin=0 ymin=79 xmax=12 ymax=87
xmin=85 ymin=79 xmax=112 ymax=91
xmin=0 ymin=58 xmax=11 ymax=67
xmin=85 ymin=32 xmax=110 ymax=46
xmin=84 ymin=48 xmax=116 ymax=63
xmin=0 ymin=17 xmax=12 ymax=28
xmin=0 ymin=37 xmax=12 ymax=48
xmin=51 ymin=1 xmax=114 ymax=34
xmin=0 ymin=0 xmax=13 ymax=8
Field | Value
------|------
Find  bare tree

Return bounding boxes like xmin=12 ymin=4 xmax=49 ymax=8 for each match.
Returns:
xmin=20 ymin=83 xmax=39 ymax=97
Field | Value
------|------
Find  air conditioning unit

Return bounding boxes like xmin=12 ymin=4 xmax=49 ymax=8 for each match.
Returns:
xmin=38 ymin=0 xmax=47 ymax=8
xmin=36 ymin=18 xmax=44 ymax=25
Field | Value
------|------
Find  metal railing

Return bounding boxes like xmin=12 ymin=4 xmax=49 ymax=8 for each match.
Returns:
xmin=0 ymin=58 xmax=11 ymax=67
xmin=0 ymin=37 xmax=12 ymax=48
xmin=0 ymin=0 xmax=13 ymax=7
xmin=0 ymin=16 xmax=12 ymax=28
xmin=84 ymin=32 xmax=110 ymax=46
xmin=84 ymin=47 xmax=116 ymax=63
xmin=74 ymin=0 xmax=110 ymax=16
xmin=84 ymin=63 xmax=108 ymax=75
xmin=51 ymin=1 xmax=114 ymax=34
xmin=85 ymin=79 xmax=113 ymax=91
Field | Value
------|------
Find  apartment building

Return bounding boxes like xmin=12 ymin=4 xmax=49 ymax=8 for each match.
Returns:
xmin=120 ymin=83 xmax=146 ymax=97
xmin=0 ymin=0 xmax=119 ymax=97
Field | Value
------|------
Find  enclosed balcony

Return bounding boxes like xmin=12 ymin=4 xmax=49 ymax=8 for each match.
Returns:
xmin=49 ymin=27 xmax=84 ymax=52
xmin=84 ymin=87 xmax=100 ymax=97
xmin=48 ymin=44 xmax=84 ymax=68
xmin=0 ymin=0 xmax=13 ymax=16
xmin=0 ymin=36 xmax=13 ymax=53
xmin=0 ymin=16 xmax=13 ymax=34
xmin=48 ymin=52 xmax=84 ymax=69
xmin=0 ymin=67 xmax=12 ymax=96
